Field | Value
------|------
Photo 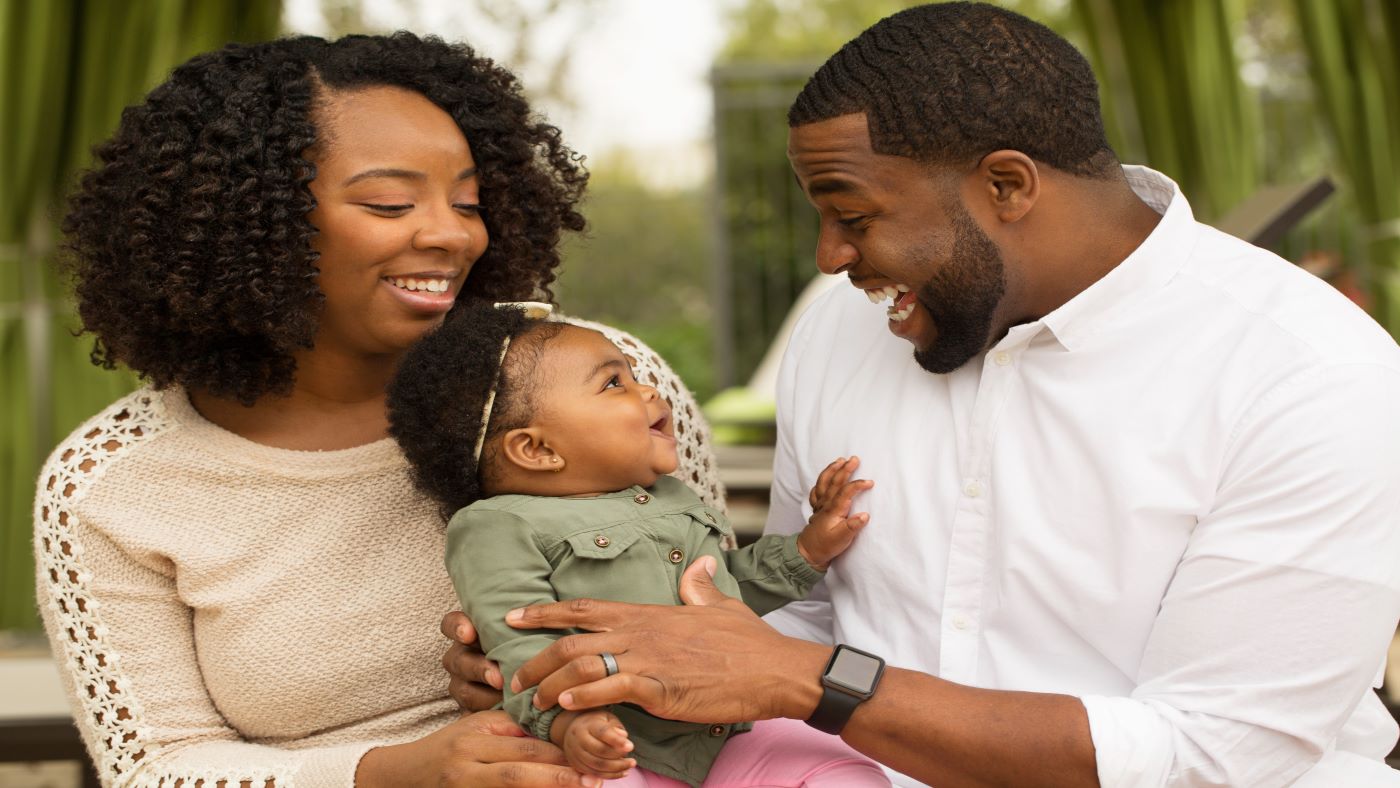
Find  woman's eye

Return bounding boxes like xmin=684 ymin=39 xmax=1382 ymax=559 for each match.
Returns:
xmin=363 ymin=203 xmax=412 ymax=215
xmin=454 ymin=202 xmax=482 ymax=215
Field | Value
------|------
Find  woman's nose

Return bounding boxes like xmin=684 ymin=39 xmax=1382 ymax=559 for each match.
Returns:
xmin=411 ymin=204 xmax=476 ymax=254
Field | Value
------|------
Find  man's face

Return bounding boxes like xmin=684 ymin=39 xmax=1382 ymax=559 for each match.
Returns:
xmin=788 ymin=113 xmax=1008 ymax=373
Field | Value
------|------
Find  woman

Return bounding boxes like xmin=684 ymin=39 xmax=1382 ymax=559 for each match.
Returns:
xmin=36 ymin=33 xmax=720 ymax=788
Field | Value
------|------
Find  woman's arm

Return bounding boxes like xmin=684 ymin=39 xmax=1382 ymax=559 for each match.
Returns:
xmin=33 ymin=404 xmax=590 ymax=788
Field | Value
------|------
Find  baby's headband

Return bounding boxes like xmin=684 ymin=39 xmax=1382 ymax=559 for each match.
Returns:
xmin=472 ymin=301 xmax=555 ymax=465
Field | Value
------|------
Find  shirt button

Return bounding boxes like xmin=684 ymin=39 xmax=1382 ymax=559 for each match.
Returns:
xmin=705 ymin=512 xmax=716 ymax=523
xmin=669 ymin=548 xmax=684 ymax=564
xmin=952 ymin=614 xmax=971 ymax=631
xmin=709 ymin=724 xmax=726 ymax=737
xmin=594 ymin=535 xmax=611 ymax=548
xmin=964 ymin=481 xmax=983 ymax=498
xmin=993 ymin=351 xmax=1012 ymax=366
xmin=634 ymin=493 xmax=651 ymax=504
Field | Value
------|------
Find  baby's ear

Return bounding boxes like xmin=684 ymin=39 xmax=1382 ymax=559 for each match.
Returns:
xmin=499 ymin=427 xmax=563 ymax=473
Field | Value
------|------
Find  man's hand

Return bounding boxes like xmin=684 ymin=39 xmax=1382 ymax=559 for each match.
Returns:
xmin=506 ymin=557 xmax=829 ymax=725
xmin=440 ymin=611 xmax=504 ymax=711
xmin=557 ymin=709 xmax=636 ymax=780
xmin=798 ymin=456 xmax=874 ymax=569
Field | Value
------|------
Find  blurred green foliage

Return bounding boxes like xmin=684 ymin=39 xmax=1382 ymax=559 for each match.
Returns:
xmin=2 ymin=0 xmax=280 ymax=632
xmin=554 ymin=153 xmax=717 ymax=399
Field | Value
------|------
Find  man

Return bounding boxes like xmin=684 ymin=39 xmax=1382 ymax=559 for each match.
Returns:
xmin=456 ymin=4 xmax=1400 ymax=785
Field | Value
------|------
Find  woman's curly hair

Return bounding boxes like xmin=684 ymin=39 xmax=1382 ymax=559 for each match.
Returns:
xmin=387 ymin=300 xmax=563 ymax=517
xmin=62 ymin=33 xmax=588 ymax=404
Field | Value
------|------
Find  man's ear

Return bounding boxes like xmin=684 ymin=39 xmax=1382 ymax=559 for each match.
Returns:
xmin=975 ymin=150 xmax=1039 ymax=224
xmin=499 ymin=427 xmax=563 ymax=473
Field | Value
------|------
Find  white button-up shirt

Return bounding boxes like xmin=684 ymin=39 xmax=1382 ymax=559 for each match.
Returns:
xmin=763 ymin=167 xmax=1400 ymax=786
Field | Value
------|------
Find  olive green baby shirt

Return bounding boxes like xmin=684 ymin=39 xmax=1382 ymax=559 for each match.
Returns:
xmin=445 ymin=474 xmax=824 ymax=787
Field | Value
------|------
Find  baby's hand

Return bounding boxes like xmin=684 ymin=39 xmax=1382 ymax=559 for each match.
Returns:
xmin=562 ymin=709 xmax=635 ymax=779
xmin=798 ymin=456 xmax=874 ymax=570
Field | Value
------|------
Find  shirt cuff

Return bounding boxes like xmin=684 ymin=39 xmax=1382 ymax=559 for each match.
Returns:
xmin=777 ymin=533 xmax=826 ymax=588
xmin=528 ymin=704 xmax=568 ymax=742
xmin=1081 ymin=695 xmax=1175 ymax=787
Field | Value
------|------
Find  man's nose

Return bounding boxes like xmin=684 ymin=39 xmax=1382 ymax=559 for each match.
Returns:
xmin=815 ymin=231 xmax=859 ymax=275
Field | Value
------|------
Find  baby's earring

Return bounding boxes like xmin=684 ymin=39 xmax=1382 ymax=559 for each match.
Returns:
xmin=550 ymin=456 xmax=564 ymax=473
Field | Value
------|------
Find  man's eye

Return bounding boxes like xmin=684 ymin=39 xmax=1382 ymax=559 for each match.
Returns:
xmin=837 ymin=215 xmax=868 ymax=228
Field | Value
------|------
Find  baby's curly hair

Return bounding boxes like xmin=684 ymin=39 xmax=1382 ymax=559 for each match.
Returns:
xmin=387 ymin=300 xmax=564 ymax=517
xmin=63 ymin=33 xmax=587 ymax=404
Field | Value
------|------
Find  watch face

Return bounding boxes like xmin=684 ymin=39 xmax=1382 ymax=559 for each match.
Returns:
xmin=826 ymin=646 xmax=882 ymax=694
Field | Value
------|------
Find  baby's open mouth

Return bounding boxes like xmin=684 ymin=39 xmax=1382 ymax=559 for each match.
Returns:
xmin=650 ymin=413 xmax=672 ymax=435
xmin=864 ymin=284 xmax=917 ymax=322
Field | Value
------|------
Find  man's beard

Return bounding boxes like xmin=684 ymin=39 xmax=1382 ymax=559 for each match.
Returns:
xmin=911 ymin=206 xmax=1007 ymax=374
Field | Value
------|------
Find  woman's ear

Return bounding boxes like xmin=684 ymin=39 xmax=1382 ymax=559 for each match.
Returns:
xmin=499 ymin=427 xmax=563 ymax=473
xmin=975 ymin=150 xmax=1039 ymax=224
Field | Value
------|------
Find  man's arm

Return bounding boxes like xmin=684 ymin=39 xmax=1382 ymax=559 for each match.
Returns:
xmin=505 ymin=559 xmax=1100 ymax=788
xmin=507 ymin=363 xmax=1400 ymax=788
xmin=1080 ymin=363 xmax=1400 ymax=785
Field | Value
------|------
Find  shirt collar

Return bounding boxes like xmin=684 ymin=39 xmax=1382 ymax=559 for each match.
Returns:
xmin=1031 ymin=165 xmax=1198 ymax=353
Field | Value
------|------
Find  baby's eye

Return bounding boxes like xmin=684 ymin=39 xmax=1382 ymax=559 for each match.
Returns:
xmin=603 ymin=375 xmax=623 ymax=390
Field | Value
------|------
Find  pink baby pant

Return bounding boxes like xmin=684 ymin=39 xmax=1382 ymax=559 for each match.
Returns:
xmin=606 ymin=717 xmax=890 ymax=787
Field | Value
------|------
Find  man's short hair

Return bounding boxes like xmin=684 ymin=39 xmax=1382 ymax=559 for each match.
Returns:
xmin=789 ymin=2 xmax=1118 ymax=178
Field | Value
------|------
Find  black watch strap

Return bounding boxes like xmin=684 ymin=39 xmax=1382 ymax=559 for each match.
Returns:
xmin=805 ymin=644 xmax=885 ymax=735
xmin=806 ymin=681 xmax=866 ymax=735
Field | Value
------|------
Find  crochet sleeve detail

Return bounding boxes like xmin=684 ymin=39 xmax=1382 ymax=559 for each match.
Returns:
xmin=559 ymin=316 xmax=728 ymax=516
xmin=32 ymin=389 xmax=372 ymax=788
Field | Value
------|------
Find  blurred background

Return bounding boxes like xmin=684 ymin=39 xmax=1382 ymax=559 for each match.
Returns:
xmin=2 ymin=0 xmax=1397 ymax=778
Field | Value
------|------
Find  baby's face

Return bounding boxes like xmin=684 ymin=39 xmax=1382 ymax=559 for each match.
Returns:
xmin=528 ymin=326 xmax=679 ymax=491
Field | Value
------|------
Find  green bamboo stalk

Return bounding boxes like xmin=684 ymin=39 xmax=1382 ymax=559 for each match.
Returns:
xmin=1293 ymin=0 xmax=1400 ymax=335
xmin=2 ymin=0 xmax=280 ymax=632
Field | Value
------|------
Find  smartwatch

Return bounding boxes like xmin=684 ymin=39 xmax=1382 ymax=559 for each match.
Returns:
xmin=805 ymin=644 xmax=885 ymax=735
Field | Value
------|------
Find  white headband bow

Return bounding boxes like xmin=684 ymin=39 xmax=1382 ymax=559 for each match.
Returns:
xmin=472 ymin=301 xmax=555 ymax=465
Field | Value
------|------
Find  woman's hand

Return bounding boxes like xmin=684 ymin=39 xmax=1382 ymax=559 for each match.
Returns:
xmin=355 ymin=710 xmax=601 ymax=787
xmin=441 ymin=611 xmax=505 ymax=711
xmin=507 ymin=557 xmax=829 ymax=725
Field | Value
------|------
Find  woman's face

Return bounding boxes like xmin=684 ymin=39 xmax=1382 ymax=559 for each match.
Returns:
xmin=305 ymin=86 xmax=489 ymax=359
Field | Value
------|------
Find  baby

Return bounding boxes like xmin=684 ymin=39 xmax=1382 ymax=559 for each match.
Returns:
xmin=387 ymin=300 xmax=888 ymax=787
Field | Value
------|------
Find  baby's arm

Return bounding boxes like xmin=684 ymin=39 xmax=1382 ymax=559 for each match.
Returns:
xmin=449 ymin=510 xmax=639 ymax=779
xmin=721 ymin=458 xmax=872 ymax=614
xmin=552 ymin=709 xmax=636 ymax=780
xmin=796 ymin=456 xmax=873 ymax=569
xmin=446 ymin=509 xmax=576 ymax=740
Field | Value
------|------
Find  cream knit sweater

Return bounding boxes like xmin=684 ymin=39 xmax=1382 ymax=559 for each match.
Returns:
xmin=34 ymin=323 xmax=724 ymax=788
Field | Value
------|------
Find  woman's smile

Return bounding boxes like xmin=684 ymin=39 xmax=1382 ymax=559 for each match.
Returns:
xmin=381 ymin=271 xmax=462 ymax=314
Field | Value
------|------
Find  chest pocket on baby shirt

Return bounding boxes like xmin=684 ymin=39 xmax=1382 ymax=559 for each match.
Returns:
xmin=552 ymin=524 xmax=675 ymax=606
